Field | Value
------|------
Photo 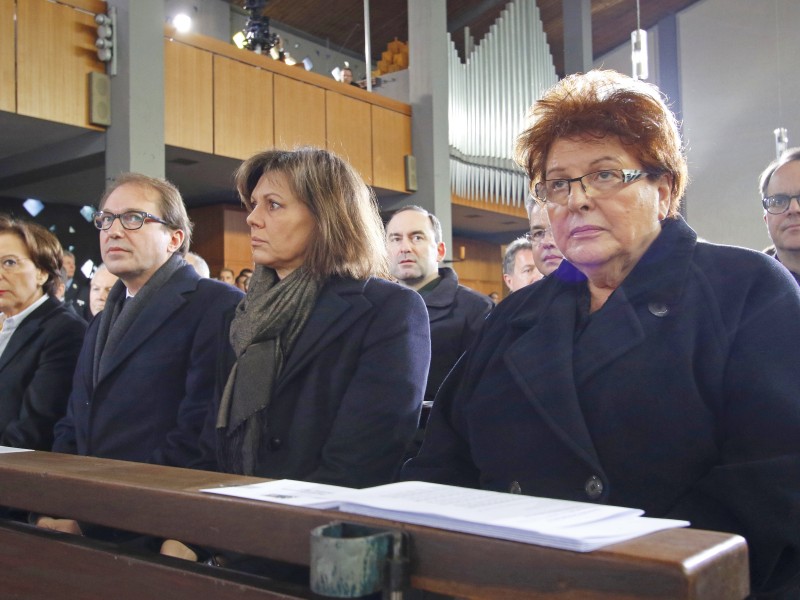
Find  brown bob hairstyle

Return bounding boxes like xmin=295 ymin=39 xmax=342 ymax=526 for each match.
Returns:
xmin=0 ymin=214 xmax=63 ymax=297
xmin=234 ymin=147 xmax=389 ymax=280
xmin=514 ymin=69 xmax=688 ymax=219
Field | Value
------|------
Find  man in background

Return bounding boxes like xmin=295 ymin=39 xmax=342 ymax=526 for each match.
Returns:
xmin=62 ymin=250 xmax=89 ymax=317
xmin=385 ymin=205 xmax=492 ymax=441
xmin=88 ymin=263 xmax=118 ymax=317
xmin=525 ymin=197 xmax=563 ymax=277
xmin=759 ymin=147 xmax=800 ymax=283
xmin=502 ymin=237 xmax=542 ymax=293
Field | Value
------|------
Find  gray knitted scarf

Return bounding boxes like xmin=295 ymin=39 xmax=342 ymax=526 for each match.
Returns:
xmin=93 ymin=253 xmax=185 ymax=386
xmin=216 ymin=264 xmax=320 ymax=475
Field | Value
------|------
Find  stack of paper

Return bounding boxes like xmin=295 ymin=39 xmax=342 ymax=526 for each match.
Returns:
xmin=201 ymin=479 xmax=688 ymax=552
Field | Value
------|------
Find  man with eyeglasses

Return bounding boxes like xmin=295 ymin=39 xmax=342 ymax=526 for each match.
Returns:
xmin=524 ymin=196 xmax=563 ymax=277
xmin=760 ymin=147 xmax=800 ymax=284
xmin=39 ymin=173 xmax=242 ymax=540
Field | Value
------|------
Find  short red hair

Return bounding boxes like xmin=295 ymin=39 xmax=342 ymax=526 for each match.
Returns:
xmin=514 ymin=70 xmax=687 ymax=218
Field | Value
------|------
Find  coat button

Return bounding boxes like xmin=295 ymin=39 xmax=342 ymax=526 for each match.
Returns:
xmin=584 ymin=475 xmax=603 ymax=500
xmin=648 ymin=302 xmax=669 ymax=317
xmin=509 ymin=481 xmax=522 ymax=494
xmin=268 ymin=437 xmax=282 ymax=451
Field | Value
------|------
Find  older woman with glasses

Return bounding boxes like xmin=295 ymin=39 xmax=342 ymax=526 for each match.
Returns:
xmin=404 ymin=70 xmax=800 ymax=597
xmin=0 ymin=215 xmax=86 ymax=451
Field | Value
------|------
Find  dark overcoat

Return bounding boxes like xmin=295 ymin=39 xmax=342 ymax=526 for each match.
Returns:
xmin=53 ymin=265 xmax=243 ymax=467
xmin=423 ymin=267 xmax=492 ymax=403
xmin=404 ymin=217 xmax=800 ymax=595
xmin=0 ymin=296 xmax=86 ymax=449
xmin=203 ymin=276 xmax=430 ymax=488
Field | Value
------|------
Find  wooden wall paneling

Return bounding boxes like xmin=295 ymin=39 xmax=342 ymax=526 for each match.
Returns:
xmin=0 ymin=0 xmax=14 ymax=113
xmin=452 ymin=236 xmax=504 ymax=297
xmin=223 ymin=204 xmax=254 ymax=275
xmin=188 ymin=204 xmax=252 ymax=278
xmin=371 ymin=105 xmax=411 ymax=192
xmin=187 ymin=205 xmax=225 ymax=277
xmin=325 ymin=90 xmax=373 ymax=185
xmin=17 ymin=0 xmax=105 ymax=127
xmin=272 ymin=75 xmax=325 ymax=150
xmin=214 ymin=55 xmax=274 ymax=160
xmin=164 ymin=40 xmax=213 ymax=153
xmin=53 ymin=0 xmax=107 ymax=11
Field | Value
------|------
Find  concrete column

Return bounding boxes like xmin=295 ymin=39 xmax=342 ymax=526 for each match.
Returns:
xmin=562 ymin=0 xmax=592 ymax=75
xmin=406 ymin=0 xmax=453 ymax=258
xmin=106 ymin=0 xmax=165 ymax=180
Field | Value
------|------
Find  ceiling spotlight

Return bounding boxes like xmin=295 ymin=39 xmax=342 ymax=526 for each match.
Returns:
xmin=23 ymin=198 xmax=44 ymax=217
xmin=79 ymin=205 xmax=96 ymax=223
xmin=172 ymin=12 xmax=192 ymax=33
xmin=80 ymin=260 xmax=95 ymax=279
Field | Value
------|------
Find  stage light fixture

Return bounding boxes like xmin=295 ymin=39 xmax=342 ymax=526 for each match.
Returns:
xmin=95 ymin=7 xmax=117 ymax=76
xmin=233 ymin=0 xmax=279 ymax=55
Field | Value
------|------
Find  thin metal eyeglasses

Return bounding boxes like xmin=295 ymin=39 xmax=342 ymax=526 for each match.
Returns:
xmin=525 ymin=228 xmax=553 ymax=245
xmin=93 ymin=210 xmax=169 ymax=231
xmin=762 ymin=194 xmax=800 ymax=215
xmin=533 ymin=169 xmax=651 ymax=205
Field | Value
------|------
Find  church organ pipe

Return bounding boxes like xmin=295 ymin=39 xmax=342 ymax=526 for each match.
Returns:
xmin=448 ymin=0 xmax=557 ymax=208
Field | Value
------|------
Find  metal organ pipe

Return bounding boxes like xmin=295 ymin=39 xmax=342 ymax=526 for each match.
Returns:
xmin=448 ymin=0 xmax=558 ymax=209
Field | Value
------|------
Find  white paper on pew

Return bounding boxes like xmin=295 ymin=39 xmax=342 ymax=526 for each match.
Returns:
xmin=201 ymin=479 xmax=350 ymax=509
xmin=201 ymin=479 xmax=689 ymax=552
xmin=334 ymin=481 xmax=688 ymax=552
xmin=0 ymin=446 xmax=33 ymax=454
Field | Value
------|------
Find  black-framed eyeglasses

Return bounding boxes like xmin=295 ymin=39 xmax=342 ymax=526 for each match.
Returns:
xmin=762 ymin=194 xmax=800 ymax=215
xmin=524 ymin=228 xmax=553 ymax=245
xmin=533 ymin=169 xmax=651 ymax=205
xmin=92 ymin=210 xmax=169 ymax=231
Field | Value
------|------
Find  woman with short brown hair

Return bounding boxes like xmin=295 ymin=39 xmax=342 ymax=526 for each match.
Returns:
xmin=0 ymin=214 xmax=86 ymax=450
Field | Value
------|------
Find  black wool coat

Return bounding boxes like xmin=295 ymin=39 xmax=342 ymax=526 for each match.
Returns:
xmin=404 ymin=217 xmax=800 ymax=596
xmin=0 ymin=296 xmax=86 ymax=450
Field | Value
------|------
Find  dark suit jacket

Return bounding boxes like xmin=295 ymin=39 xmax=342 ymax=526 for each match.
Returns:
xmin=53 ymin=264 xmax=243 ymax=468
xmin=202 ymin=276 xmax=430 ymax=488
xmin=0 ymin=296 xmax=86 ymax=449
xmin=404 ymin=217 xmax=800 ymax=596
xmin=64 ymin=274 xmax=90 ymax=319
xmin=422 ymin=267 xmax=492 ymax=403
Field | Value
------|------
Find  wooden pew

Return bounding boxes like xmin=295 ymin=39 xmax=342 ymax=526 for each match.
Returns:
xmin=0 ymin=451 xmax=750 ymax=599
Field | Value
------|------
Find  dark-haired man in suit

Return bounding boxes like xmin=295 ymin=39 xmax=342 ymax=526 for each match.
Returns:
xmin=38 ymin=173 xmax=242 ymax=537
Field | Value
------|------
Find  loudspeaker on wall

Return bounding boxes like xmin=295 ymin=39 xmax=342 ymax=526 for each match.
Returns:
xmin=89 ymin=71 xmax=111 ymax=127
xmin=404 ymin=154 xmax=417 ymax=192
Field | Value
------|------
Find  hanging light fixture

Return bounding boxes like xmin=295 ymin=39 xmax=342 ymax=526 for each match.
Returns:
xmin=774 ymin=128 xmax=789 ymax=158
xmin=631 ymin=0 xmax=648 ymax=80
xmin=233 ymin=0 xmax=279 ymax=55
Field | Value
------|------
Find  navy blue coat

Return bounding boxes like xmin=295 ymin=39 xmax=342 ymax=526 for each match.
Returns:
xmin=404 ymin=217 xmax=800 ymax=595
xmin=0 ymin=297 xmax=86 ymax=450
xmin=202 ymin=276 xmax=430 ymax=488
xmin=53 ymin=264 xmax=243 ymax=468
xmin=423 ymin=267 xmax=492 ymax=404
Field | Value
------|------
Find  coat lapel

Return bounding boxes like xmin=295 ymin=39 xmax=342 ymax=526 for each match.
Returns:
xmin=95 ymin=273 xmax=195 ymax=385
xmin=503 ymin=283 xmax=602 ymax=471
xmin=0 ymin=298 xmax=57 ymax=372
xmin=277 ymin=278 xmax=372 ymax=387
xmin=571 ymin=286 xmax=646 ymax=386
